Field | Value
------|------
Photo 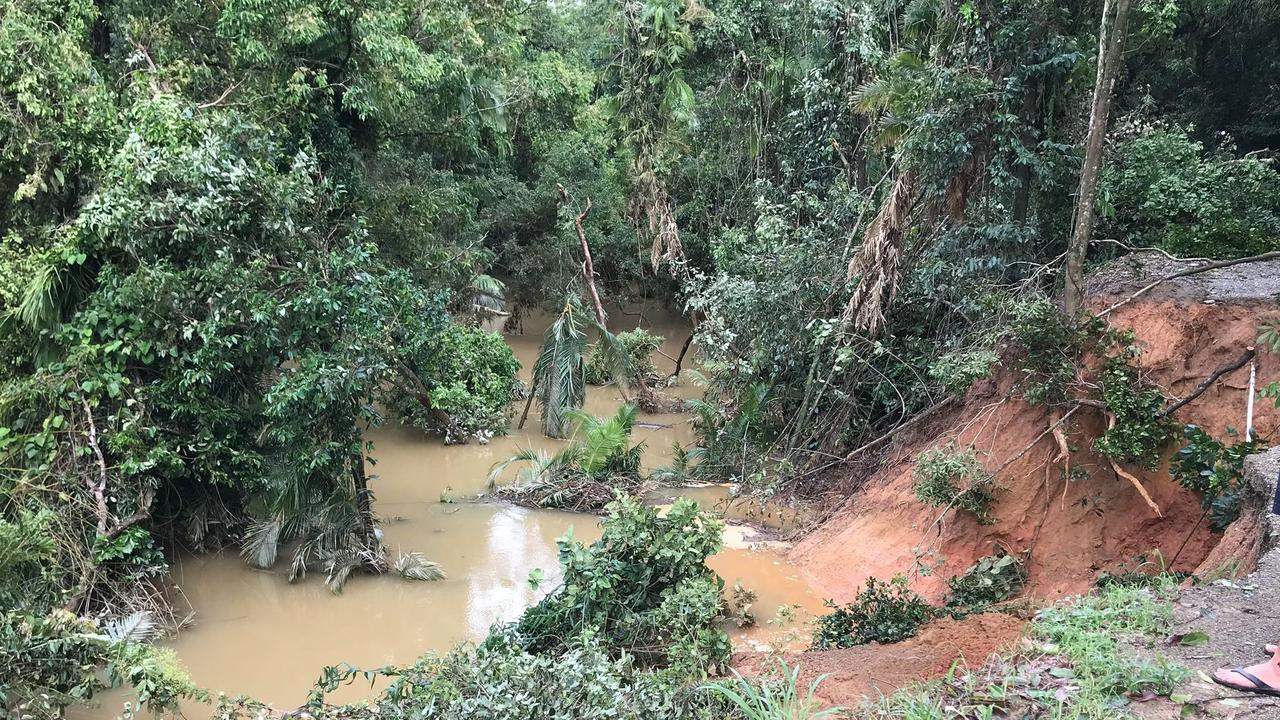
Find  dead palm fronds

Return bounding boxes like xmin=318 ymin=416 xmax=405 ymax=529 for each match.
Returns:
xmin=842 ymin=171 xmax=916 ymax=336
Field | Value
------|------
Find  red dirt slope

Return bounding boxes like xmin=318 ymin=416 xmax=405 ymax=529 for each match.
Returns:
xmin=792 ymin=256 xmax=1280 ymax=603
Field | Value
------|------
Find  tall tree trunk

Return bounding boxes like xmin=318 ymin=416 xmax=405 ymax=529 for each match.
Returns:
xmin=1064 ymin=0 xmax=1134 ymax=314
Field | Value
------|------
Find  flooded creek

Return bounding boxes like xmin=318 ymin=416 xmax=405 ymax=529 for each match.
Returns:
xmin=78 ymin=309 xmax=823 ymax=716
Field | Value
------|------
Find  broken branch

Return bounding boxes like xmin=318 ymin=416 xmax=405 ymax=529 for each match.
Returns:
xmin=1159 ymin=347 xmax=1255 ymax=418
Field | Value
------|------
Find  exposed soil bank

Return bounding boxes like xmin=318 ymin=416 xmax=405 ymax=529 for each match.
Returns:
xmin=733 ymin=613 xmax=1026 ymax=706
xmin=793 ymin=254 xmax=1280 ymax=603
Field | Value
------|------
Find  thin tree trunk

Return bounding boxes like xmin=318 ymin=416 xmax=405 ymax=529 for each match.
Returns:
xmin=559 ymin=185 xmax=607 ymax=327
xmin=669 ymin=332 xmax=694 ymax=377
xmin=558 ymin=184 xmax=630 ymax=403
xmin=352 ymin=449 xmax=375 ymax=543
xmin=1064 ymin=0 xmax=1133 ymax=314
xmin=518 ymin=378 xmax=537 ymax=430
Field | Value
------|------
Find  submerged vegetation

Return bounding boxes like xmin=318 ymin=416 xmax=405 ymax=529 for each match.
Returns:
xmin=1 ymin=0 xmax=1276 ymax=714
xmin=220 ymin=498 xmax=733 ymax=719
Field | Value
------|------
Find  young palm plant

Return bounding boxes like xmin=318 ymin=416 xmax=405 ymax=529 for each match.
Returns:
xmin=523 ymin=294 xmax=631 ymax=438
xmin=488 ymin=404 xmax=645 ymax=511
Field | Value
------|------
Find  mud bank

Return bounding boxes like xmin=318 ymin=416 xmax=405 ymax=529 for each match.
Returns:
xmin=793 ymin=254 xmax=1280 ymax=603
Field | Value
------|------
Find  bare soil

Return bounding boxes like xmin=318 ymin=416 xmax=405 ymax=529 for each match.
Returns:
xmin=753 ymin=254 xmax=1280 ymax=710
xmin=793 ymin=260 xmax=1280 ymax=604
xmin=732 ymin=612 xmax=1026 ymax=707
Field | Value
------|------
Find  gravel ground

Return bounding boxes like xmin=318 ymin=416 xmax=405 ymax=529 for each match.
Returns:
xmin=1135 ymin=449 xmax=1280 ymax=719
xmin=1086 ymin=251 xmax=1280 ymax=305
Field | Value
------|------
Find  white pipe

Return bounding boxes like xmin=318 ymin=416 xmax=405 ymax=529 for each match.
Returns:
xmin=1246 ymin=354 xmax=1257 ymax=441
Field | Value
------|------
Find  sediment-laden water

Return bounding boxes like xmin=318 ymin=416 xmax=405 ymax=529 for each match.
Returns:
xmin=77 ymin=307 xmax=821 ymax=716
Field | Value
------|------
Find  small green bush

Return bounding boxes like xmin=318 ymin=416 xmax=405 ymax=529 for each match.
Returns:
xmin=943 ymin=553 xmax=1027 ymax=618
xmin=511 ymin=495 xmax=730 ymax=675
xmin=928 ymin=349 xmax=998 ymax=396
xmin=585 ymin=328 xmax=664 ymax=385
xmin=810 ymin=576 xmax=935 ymax=650
xmin=390 ymin=323 xmax=521 ymax=441
xmin=1170 ymin=424 xmax=1260 ymax=531
xmin=1094 ymin=356 xmax=1178 ymax=470
xmin=912 ymin=444 xmax=997 ymax=523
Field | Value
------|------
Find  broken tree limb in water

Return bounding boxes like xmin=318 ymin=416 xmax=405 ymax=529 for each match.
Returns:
xmin=518 ymin=379 xmax=537 ymax=430
xmin=668 ymin=332 xmax=694 ymax=378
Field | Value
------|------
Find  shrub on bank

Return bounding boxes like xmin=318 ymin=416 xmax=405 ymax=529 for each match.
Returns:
xmin=810 ymin=575 xmax=935 ymax=650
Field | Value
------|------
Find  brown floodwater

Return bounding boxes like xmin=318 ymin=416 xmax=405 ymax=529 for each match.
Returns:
xmin=76 ymin=306 xmax=823 ymax=717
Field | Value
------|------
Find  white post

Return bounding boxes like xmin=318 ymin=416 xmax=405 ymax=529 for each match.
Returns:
xmin=1246 ymin=351 xmax=1257 ymax=441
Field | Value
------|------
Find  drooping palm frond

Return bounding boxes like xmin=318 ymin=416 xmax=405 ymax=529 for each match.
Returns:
xmin=104 ymin=611 xmax=159 ymax=643
xmin=532 ymin=297 xmax=588 ymax=438
xmin=240 ymin=459 xmax=387 ymax=594
xmin=17 ymin=263 xmax=64 ymax=331
xmin=486 ymin=447 xmax=557 ymax=491
xmin=14 ymin=259 xmax=95 ymax=364
xmin=393 ymin=551 xmax=447 ymax=581
xmin=470 ymin=274 xmax=508 ymax=314
xmin=842 ymin=171 xmax=916 ymax=336
xmin=240 ymin=517 xmax=283 ymax=569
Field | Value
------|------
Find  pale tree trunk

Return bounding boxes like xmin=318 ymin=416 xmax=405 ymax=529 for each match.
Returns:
xmin=557 ymin=184 xmax=631 ymax=403
xmin=1064 ymin=0 xmax=1133 ymax=314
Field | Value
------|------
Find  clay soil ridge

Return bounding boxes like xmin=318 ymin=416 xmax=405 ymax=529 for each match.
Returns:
xmin=793 ymin=254 xmax=1280 ymax=604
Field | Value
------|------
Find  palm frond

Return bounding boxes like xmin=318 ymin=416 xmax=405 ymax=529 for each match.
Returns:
xmin=18 ymin=264 xmax=62 ymax=331
xmin=324 ymin=552 xmax=359 ymax=594
xmin=240 ymin=518 xmax=282 ymax=569
xmin=470 ymin=274 xmax=507 ymax=313
xmin=565 ymin=404 xmax=638 ymax=474
xmin=487 ymin=447 xmax=554 ymax=490
xmin=532 ymin=296 xmax=588 ymax=437
xmin=393 ymin=551 xmax=447 ymax=581
xmin=104 ymin=611 xmax=159 ymax=643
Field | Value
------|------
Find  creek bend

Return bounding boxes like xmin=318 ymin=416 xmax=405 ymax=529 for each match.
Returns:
xmin=78 ymin=308 xmax=822 ymax=716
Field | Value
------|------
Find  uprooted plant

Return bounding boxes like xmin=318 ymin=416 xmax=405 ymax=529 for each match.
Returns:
xmin=1170 ymin=424 xmax=1261 ymax=532
xmin=810 ymin=575 xmax=936 ymax=651
xmin=943 ymin=552 xmax=1028 ymax=619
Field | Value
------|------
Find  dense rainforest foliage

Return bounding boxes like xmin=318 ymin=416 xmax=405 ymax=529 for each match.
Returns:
xmin=1 ymin=0 xmax=1278 ymax=716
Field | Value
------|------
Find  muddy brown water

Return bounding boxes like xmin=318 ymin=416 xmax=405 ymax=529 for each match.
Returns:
xmin=77 ymin=307 xmax=823 ymax=717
